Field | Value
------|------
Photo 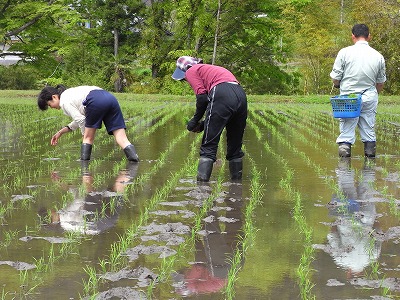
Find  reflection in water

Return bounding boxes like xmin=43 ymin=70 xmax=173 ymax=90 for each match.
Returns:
xmin=45 ymin=161 xmax=137 ymax=235
xmin=174 ymin=182 xmax=243 ymax=296
xmin=326 ymin=158 xmax=381 ymax=278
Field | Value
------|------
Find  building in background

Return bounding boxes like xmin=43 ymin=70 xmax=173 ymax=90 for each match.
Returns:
xmin=0 ymin=37 xmax=23 ymax=66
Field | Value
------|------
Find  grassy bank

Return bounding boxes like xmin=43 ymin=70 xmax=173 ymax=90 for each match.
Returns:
xmin=1 ymin=89 xmax=400 ymax=105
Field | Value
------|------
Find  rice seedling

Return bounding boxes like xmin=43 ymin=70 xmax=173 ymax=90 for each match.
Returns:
xmin=0 ymin=229 xmax=19 ymax=249
xmin=224 ymin=150 xmax=263 ymax=299
xmin=19 ymin=269 xmax=29 ymax=288
xmin=1 ymin=93 xmax=399 ymax=299
xmin=0 ymin=201 xmax=13 ymax=222
xmin=18 ymin=270 xmax=42 ymax=299
xmin=82 ymin=265 xmax=99 ymax=296
xmin=1 ymin=288 xmax=9 ymax=300
xmin=33 ymin=256 xmax=46 ymax=273
xmin=381 ymin=283 xmax=393 ymax=298
xmin=247 ymin=112 xmax=317 ymax=299
xmin=59 ymin=232 xmax=81 ymax=258
xmin=98 ymin=258 xmax=108 ymax=274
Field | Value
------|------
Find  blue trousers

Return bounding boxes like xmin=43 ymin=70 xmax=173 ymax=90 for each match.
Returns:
xmin=83 ymin=90 xmax=126 ymax=135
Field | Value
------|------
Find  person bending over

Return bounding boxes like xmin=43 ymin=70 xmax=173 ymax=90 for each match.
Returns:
xmin=37 ymin=85 xmax=139 ymax=162
xmin=172 ymin=56 xmax=247 ymax=181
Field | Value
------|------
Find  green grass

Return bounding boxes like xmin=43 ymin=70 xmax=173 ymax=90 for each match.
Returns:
xmin=2 ymin=89 xmax=400 ymax=105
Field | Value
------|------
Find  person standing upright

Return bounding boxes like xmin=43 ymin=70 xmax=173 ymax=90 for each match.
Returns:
xmin=172 ymin=56 xmax=247 ymax=181
xmin=330 ymin=24 xmax=386 ymax=158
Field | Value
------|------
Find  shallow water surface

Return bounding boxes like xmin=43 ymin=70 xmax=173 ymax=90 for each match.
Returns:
xmin=0 ymin=100 xmax=399 ymax=299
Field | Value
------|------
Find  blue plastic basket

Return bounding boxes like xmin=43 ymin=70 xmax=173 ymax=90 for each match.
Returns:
xmin=330 ymin=94 xmax=362 ymax=118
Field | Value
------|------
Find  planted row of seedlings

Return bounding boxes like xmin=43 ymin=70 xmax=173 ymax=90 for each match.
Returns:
xmin=81 ymin=137 xmax=202 ymax=298
xmin=1 ymin=98 xmax=399 ymax=298
xmin=2 ymin=98 xmax=253 ymax=294
xmin=247 ymin=115 xmax=316 ymax=299
xmin=223 ymin=146 xmax=264 ymax=299
xmin=249 ymin=103 xmax=399 ymax=298
xmin=79 ymin=135 xmax=264 ymax=299
xmin=0 ymin=101 xmax=193 ymax=297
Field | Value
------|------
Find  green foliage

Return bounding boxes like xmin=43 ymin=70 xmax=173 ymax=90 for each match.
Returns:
xmin=158 ymin=76 xmax=195 ymax=96
xmin=278 ymin=0 xmax=342 ymax=94
xmin=1 ymin=0 xmax=400 ymax=94
xmin=348 ymin=0 xmax=400 ymax=94
xmin=137 ymin=1 xmax=175 ymax=78
xmin=0 ymin=65 xmax=39 ymax=89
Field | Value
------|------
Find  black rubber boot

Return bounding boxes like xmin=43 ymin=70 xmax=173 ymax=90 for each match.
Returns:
xmin=197 ymin=157 xmax=214 ymax=182
xmin=80 ymin=160 xmax=90 ymax=176
xmin=229 ymin=158 xmax=243 ymax=180
xmin=124 ymin=144 xmax=139 ymax=162
xmin=81 ymin=143 xmax=92 ymax=160
xmin=338 ymin=142 xmax=351 ymax=158
xmin=364 ymin=141 xmax=376 ymax=158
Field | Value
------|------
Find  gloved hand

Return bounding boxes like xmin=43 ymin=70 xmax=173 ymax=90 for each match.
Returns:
xmin=187 ymin=118 xmax=199 ymax=131
xmin=192 ymin=121 xmax=204 ymax=133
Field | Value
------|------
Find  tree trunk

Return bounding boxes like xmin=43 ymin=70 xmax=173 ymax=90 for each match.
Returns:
xmin=113 ymin=25 xmax=124 ymax=92
xmin=211 ymin=0 xmax=221 ymax=65
xmin=114 ymin=26 xmax=119 ymax=57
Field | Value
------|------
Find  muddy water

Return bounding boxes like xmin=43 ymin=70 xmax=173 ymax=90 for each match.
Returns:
xmin=0 ymin=100 xmax=399 ymax=299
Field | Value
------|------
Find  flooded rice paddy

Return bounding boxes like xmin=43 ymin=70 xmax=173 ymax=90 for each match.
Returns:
xmin=0 ymin=93 xmax=399 ymax=299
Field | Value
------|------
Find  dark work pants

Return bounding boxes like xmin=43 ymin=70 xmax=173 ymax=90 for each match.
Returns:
xmin=200 ymin=82 xmax=247 ymax=161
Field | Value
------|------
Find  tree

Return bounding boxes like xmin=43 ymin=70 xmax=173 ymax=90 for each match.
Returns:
xmin=160 ymin=0 xmax=295 ymax=94
xmin=137 ymin=0 xmax=175 ymax=81
xmin=73 ymin=0 xmax=145 ymax=91
xmin=212 ymin=0 xmax=295 ymax=94
xmin=1 ymin=0 xmax=84 ymax=69
xmin=278 ymin=0 xmax=344 ymax=94
xmin=0 ymin=0 xmax=145 ymax=91
xmin=348 ymin=0 xmax=400 ymax=94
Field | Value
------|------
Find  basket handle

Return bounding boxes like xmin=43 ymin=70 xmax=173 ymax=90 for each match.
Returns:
xmin=330 ymin=83 xmax=335 ymax=95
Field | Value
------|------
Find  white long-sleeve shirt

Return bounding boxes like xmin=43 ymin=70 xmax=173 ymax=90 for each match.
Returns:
xmin=330 ymin=41 xmax=386 ymax=95
xmin=60 ymin=86 xmax=102 ymax=134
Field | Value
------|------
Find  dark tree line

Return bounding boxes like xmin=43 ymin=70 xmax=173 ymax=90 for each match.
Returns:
xmin=1 ymin=0 xmax=399 ymax=94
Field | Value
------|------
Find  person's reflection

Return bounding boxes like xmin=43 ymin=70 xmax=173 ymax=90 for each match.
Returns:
xmin=326 ymin=158 xmax=381 ymax=278
xmin=47 ymin=161 xmax=138 ymax=235
xmin=174 ymin=182 xmax=243 ymax=296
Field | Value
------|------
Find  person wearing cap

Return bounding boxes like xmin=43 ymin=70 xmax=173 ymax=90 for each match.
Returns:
xmin=37 ymin=84 xmax=139 ymax=162
xmin=172 ymin=56 xmax=247 ymax=181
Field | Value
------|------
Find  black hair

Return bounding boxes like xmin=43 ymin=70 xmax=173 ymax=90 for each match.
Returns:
xmin=37 ymin=84 xmax=67 ymax=111
xmin=352 ymin=24 xmax=369 ymax=39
